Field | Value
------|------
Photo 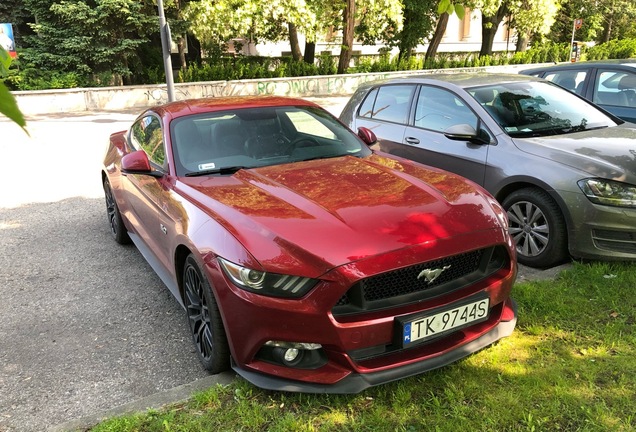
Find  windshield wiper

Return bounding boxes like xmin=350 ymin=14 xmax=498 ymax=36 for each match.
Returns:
xmin=583 ymin=125 xmax=609 ymax=132
xmin=185 ymin=166 xmax=248 ymax=177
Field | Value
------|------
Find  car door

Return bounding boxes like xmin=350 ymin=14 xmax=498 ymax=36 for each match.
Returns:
xmin=352 ymin=84 xmax=415 ymax=148
xmin=123 ymin=115 xmax=175 ymax=274
xmin=395 ymin=85 xmax=490 ymax=186
xmin=588 ymin=68 xmax=636 ymax=123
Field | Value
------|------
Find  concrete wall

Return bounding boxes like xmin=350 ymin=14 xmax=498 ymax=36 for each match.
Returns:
xmin=12 ymin=64 xmax=543 ymax=116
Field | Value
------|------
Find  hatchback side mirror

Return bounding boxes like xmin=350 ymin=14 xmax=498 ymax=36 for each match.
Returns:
xmin=357 ymin=127 xmax=378 ymax=146
xmin=444 ymin=124 xmax=490 ymax=145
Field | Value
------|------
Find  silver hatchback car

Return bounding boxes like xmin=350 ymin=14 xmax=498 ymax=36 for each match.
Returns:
xmin=340 ymin=73 xmax=636 ymax=268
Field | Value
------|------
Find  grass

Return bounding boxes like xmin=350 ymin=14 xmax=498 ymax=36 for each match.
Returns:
xmin=89 ymin=261 xmax=636 ymax=432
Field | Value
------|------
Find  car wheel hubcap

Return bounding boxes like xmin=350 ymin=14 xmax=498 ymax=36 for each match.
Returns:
xmin=184 ymin=265 xmax=214 ymax=361
xmin=507 ymin=201 xmax=550 ymax=258
xmin=104 ymin=185 xmax=118 ymax=235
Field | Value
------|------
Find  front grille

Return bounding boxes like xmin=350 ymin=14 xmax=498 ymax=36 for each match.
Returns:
xmin=333 ymin=246 xmax=507 ymax=317
xmin=593 ymin=229 xmax=636 ymax=253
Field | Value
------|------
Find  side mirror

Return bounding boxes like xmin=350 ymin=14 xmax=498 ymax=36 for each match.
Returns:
xmin=121 ymin=150 xmax=162 ymax=177
xmin=444 ymin=124 xmax=490 ymax=145
xmin=357 ymin=127 xmax=377 ymax=146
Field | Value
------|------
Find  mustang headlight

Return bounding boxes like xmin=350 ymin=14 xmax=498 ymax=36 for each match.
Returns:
xmin=218 ymin=258 xmax=318 ymax=298
xmin=578 ymin=178 xmax=636 ymax=208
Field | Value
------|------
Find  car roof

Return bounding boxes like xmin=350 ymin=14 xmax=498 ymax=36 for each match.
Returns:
xmin=356 ymin=72 xmax=542 ymax=90
xmin=522 ymin=59 xmax=636 ymax=74
xmin=147 ymin=96 xmax=321 ymax=120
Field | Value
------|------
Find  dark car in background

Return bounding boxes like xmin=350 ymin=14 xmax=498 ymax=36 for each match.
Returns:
xmin=340 ymin=73 xmax=636 ymax=268
xmin=521 ymin=60 xmax=636 ymax=123
xmin=102 ymin=96 xmax=517 ymax=393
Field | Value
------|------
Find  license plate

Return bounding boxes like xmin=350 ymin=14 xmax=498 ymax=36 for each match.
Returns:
xmin=400 ymin=297 xmax=490 ymax=346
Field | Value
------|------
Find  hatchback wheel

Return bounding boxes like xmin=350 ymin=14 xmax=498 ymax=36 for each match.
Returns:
xmin=183 ymin=254 xmax=230 ymax=373
xmin=103 ymin=179 xmax=131 ymax=245
xmin=502 ymin=188 xmax=568 ymax=268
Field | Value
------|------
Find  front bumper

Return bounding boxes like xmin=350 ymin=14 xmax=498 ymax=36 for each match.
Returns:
xmin=562 ymin=190 xmax=636 ymax=260
xmin=206 ymin=233 xmax=517 ymax=394
xmin=232 ymin=298 xmax=517 ymax=394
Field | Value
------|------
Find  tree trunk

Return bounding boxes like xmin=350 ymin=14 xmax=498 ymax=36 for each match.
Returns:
xmin=288 ymin=22 xmax=303 ymax=61
xmin=479 ymin=4 xmax=508 ymax=57
xmin=425 ymin=13 xmax=449 ymax=62
xmin=515 ymin=33 xmax=528 ymax=52
xmin=177 ymin=35 xmax=187 ymax=72
xmin=304 ymin=40 xmax=316 ymax=64
xmin=602 ymin=16 xmax=613 ymax=42
xmin=337 ymin=0 xmax=355 ymax=74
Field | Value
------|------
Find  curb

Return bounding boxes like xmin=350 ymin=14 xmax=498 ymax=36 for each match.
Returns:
xmin=50 ymin=372 xmax=236 ymax=432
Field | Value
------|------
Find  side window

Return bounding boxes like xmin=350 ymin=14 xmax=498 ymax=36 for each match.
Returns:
xmin=415 ymin=86 xmax=478 ymax=132
xmin=358 ymin=85 xmax=414 ymax=124
xmin=593 ymin=70 xmax=635 ymax=107
xmin=359 ymin=88 xmax=378 ymax=118
xmin=544 ymin=71 xmax=587 ymax=95
xmin=130 ymin=116 xmax=166 ymax=168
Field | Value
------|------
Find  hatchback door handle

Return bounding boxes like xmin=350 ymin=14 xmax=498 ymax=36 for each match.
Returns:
xmin=405 ymin=137 xmax=420 ymax=145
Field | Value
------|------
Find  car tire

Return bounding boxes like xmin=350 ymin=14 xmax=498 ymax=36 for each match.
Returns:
xmin=103 ymin=179 xmax=131 ymax=245
xmin=183 ymin=254 xmax=230 ymax=373
xmin=502 ymin=188 xmax=568 ymax=268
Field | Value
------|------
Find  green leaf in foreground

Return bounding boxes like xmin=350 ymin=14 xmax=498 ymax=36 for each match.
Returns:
xmin=0 ymin=47 xmax=28 ymax=133
xmin=437 ymin=0 xmax=450 ymax=15
xmin=0 ymin=81 xmax=27 ymax=132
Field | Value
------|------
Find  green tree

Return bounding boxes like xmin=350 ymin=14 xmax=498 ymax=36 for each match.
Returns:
xmin=21 ymin=0 xmax=158 ymax=86
xmin=451 ymin=0 xmax=559 ymax=56
xmin=550 ymin=0 xmax=636 ymax=44
xmin=507 ymin=0 xmax=561 ymax=51
xmin=393 ymin=0 xmax=437 ymax=62
xmin=184 ymin=0 xmax=318 ymax=59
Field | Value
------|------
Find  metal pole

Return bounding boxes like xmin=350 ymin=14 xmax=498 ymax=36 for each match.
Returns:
xmin=157 ymin=0 xmax=175 ymax=102
xmin=570 ymin=19 xmax=576 ymax=62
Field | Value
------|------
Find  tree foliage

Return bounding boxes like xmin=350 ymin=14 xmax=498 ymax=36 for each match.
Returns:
xmin=184 ymin=0 xmax=319 ymax=53
xmin=550 ymin=0 xmax=636 ymax=43
xmin=17 ymin=0 xmax=159 ymax=85
xmin=0 ymin=0 xmax=634 ymax=93
xmin=388 ymin=0 xmax=437 ymax=61
xmin=461 ymin=0 xmax=560 ymax=56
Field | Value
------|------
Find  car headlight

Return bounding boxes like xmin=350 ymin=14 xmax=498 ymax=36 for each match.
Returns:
xmin=578 ymin=178 xmax=636 ymax=208
xmin=218 ymin=258 xmax=318 ymax=298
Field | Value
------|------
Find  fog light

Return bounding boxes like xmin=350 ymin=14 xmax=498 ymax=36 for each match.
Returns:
xmin=284 ymin=348 xmax=300 ymax=362
xmin=260 ymin=341 xmax=327 ymax=369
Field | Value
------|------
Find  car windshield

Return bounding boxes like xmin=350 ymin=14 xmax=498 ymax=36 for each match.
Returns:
xmin=171 ymin=105 xmax=371 ymax=176
xmin=468 ymin=81 xmax=618 ymax=138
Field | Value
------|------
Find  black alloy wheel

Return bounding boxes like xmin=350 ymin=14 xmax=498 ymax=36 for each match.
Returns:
xmin=183 ymin=254 xmax=230 ymax=373
xmin=103 ymin=179 xmax=131 ymax=245
xmin=502 ymin=187 xmax=568 ymax=268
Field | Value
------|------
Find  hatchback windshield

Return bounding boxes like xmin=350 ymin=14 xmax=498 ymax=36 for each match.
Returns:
xmin=469 ymin=81 xmax=618 ymax=138
xmin=171 ymin=105 xmax=371 ymax=176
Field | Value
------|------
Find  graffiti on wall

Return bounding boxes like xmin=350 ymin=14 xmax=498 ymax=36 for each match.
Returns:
xmin=256 ymin=73 xmax=392 ymax=96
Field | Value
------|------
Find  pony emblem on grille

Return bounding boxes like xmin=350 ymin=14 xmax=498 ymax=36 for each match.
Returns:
xmin=417 ymin=265 xmax=451 ymax=284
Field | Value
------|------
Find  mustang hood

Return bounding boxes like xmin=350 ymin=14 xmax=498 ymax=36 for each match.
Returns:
xmin=512 ymin=124 xmax=636 ymax=183
xmin=180 ymin=155 xmax=505 ymax=275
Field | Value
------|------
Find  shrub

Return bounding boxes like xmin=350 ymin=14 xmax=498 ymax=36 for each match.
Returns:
xmin=587 ymin=38 xmax=636 ymax=60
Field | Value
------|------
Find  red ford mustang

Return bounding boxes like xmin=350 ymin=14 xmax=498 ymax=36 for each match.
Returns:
xmin=101 ymin=96 xmax=517 ymax=393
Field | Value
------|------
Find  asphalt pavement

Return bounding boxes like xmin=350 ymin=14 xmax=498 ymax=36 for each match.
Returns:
xmin=0 ymin=97 xmax=569 ymax=432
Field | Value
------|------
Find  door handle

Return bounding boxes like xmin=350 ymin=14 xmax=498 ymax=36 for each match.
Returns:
xmin=405 ymin=137 xmax=420 ymax=145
